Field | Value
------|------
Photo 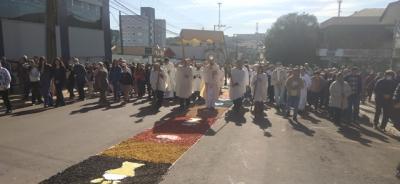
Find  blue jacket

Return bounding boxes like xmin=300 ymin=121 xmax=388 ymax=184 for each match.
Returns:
xmin=109 ymin=66 xmax=122 ymax=84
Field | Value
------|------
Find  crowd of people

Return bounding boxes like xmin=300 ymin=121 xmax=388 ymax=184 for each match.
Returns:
xmin=1 ymin=55 xmax=400 ymax=132
xmin=227 ymin=61 xmax=400 ymax=131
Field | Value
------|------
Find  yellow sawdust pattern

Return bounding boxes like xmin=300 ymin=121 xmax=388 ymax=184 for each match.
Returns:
xmin=101 ymin=140 xmax=188 ymax=164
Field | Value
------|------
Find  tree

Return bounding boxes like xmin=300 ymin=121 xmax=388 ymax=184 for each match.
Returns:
xmin=265 ymin=13 xmax=320 ymax=65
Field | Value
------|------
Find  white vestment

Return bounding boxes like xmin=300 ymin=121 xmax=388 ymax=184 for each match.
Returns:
xmin=299 ymin=73 xmax=311 ymax=110
xmin=251 ymin=73 xmax=269 ymax=102
xmin=230 ymin=67 xmax=247 ymax=100
xmin=150 ymin=70 xmax=167 ymax=92
xmin=192 ymin=68 xmax=202 ymax=92
xmin=203 ymin=63 xmax=223 ymax=108
xmin=175 ymin=65 xmax=193 ymax=99
xmin=163 ymin=62 xmax=176 ymax=98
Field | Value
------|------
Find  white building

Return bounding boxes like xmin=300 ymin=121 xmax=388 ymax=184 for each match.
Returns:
xmin=121 ymin=7 xmax=166 ymax=47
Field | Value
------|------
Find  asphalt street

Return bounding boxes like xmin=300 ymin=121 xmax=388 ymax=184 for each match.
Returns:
xmin=161 ymin=104 xmax=400 ymax=184
xmin=0 ymin=97 xmax=174 ymax=184
xmin=0 ymin=98 xmax=399 ymax=184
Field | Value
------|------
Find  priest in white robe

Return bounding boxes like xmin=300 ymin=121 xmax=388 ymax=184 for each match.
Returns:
xmin=192 ymin=63 xmax=203 ymax=103
xmin=202 ymin=58 xmax=223 ymax=109
xmin=150 ymin=63 xmax=168 ymax=111
xmin=271 ymin=63 xmax=288 ymax=111
xmin=230 ymin=61 xmax=247 ymax=111
xmin=175 ymin=59 xmax=193 ymax=109
xmin=163 ymin=58 xmax=176 ymax=99
xmin=251 ymin=64 xmax=269 ymax=116
xmin=299 ymin=67 xmax=312 ymax=112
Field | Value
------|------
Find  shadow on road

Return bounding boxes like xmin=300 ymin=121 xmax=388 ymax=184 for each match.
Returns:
xmin=288 ymin=119 xmax=315 ymax=137
xmin=70 ymin=104 xmax=105 ymax=115
xmin=225 ymin=108 xmax=248 ymax=126
xmin=337 ymin=126 xmax=372 ymax=147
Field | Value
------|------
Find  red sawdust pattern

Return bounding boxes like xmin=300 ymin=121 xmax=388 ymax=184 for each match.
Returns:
xmin=132 ymin=116 xmax=213 ymax=147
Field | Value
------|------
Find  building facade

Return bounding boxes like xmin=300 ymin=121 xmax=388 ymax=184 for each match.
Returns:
xmin=0 ymin=0 xmax=111 ymax=62
xmin=319 ymin=1 xmax=400 ymax=70
xmin=121 ymin=7 xmax=166 ymax=48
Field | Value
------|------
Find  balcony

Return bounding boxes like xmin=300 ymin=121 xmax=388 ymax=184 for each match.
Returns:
xmin=318 ymin=49 xmax=393 ymax=58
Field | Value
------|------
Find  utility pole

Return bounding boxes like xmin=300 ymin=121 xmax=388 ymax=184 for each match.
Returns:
xmin=338 ymin=0 xmax=343 ymax=17
xmin=256 ymin=22 xmax=259 ymax=34
xmin=46 ymin=0 xmax=57 ymax=63
xmin=218 ymin=2 xmax=221 ymax=29
xmin=215 ymin=2 xmax=226 ymax=31
xmin=119 ymin=11 xmax=124 ymax=55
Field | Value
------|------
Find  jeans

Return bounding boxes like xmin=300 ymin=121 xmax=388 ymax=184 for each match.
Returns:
xmin=331 ymin=107 xmax=343 ymax=123
xmin=274 ymin=85 xmax=285 ymax=106
xmin=40 ymin=80 xmax=53 ymax=106
xmin=287 ymin=96 xmax=300 ymax=118
xmin=347 ymin=94 xmax=360 ymax=121
xmin=137 ymin=80 xmax=146 ymax=98
xmin=76 ymin=81 xmax=85 ymax=100
xmin=154 ymin=90 xmax=164 ymax=110
xmin=55 ymin=82 xmax=65 ymax=106
xmin=0 ymin=90 xmax=11 ymax=111
xmin=374 ymin=98 xmax=392 ymax=129
xmin=112 ymin=82 xmax=120 ymax=101
xmin=30 ymin=81 xmax=42 ymax=103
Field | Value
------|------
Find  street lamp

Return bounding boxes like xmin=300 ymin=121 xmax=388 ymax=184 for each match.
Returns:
xmin=338 ymin=0 xmax=343 ymax=17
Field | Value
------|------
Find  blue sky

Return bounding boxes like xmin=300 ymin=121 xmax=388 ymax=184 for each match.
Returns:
xmin=109 ymin=0 xmax=395 ymax=36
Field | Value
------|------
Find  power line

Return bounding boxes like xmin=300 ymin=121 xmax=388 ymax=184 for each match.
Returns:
xmin=111 ymin=0 xmax=179 ymax=35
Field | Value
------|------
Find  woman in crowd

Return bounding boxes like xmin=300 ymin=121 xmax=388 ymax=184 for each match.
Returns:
xmin=95 ymin=62 xmax=109 ymax=106
xmin=134 ymin=63 xmax=146 ymax=98
xmin=66 ymin=64 xmax=75 ymax=100
xmin=39 ymin=57 xmax=54 ymax=108
xmin=86 ymin=63 xmax=95 ymax=98
xmin=28 ymin=59 xmax=42 ymax=104
xmin=109 ymin=59 xmax=122 ymax=102
xmin=119 ymin=63 xmax=134 ymax=103
xmin=53 ymin=58 xmax=67 ymax=107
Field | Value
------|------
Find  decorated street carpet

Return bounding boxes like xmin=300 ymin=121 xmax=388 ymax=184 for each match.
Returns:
xmin=40 ymin=90 xmax=232 ymax=184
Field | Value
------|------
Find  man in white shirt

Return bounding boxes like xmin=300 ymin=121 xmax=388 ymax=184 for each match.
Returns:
xmin=150 ymin=63 xmax=168 ymax=111
xmin=163 ymin=58 xmax=176 ymax=99
xmin=203 ymin=57 xmax=223 ymax=109
xmin=251 ymin=64 xmax=269 ymax=117
xmin=271 ymin=62 xmax=288 ymax=111
xmin=192 ymin=63 xmax=203 ymax=103
xmin=175 ymin=59 xmax=193 ymax=109
xmin=0 ymin=62 xmax=12 ymax=113
xmin=230 ymin=61 xmax=247 ymax=111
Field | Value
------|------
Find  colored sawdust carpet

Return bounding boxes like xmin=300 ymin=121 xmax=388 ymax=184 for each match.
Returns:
xmin=40 ymin=155 xmax=170 ymax=184
xmin=102 ymin=140 xmax=188 ymax=164
xmin=41 ymin=89 xmax=232 ymax=183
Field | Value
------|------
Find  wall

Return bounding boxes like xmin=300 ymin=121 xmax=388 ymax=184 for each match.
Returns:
xmin=2 ymin=19 xmax=61 ymax=60
xmin=68 ymin=27 xmax=105 ymax=57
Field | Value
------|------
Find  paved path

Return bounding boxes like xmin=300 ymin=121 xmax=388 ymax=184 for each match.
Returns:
xmin=1 ymin=97 xmax=399 ymax=184
xmin=0 ymin=97 xmax=175 ymax=184
xmin=161 ymin=106 xmax=400 ymax=184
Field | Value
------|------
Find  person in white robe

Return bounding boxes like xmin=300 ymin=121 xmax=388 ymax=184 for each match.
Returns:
xmin=192 ymin=63 xmax=203 ymax=103
xmin=163 ymin=58 xmax=176 ymax=99
xmin=251 ymin=64 xmax=269 ymax=116
xmin=271 ymin=62 xmax=288 ymax=111
xmin=202 ymin=58 xmax=223 ymax=109
xmin=150 ymin=63 xmax=167 ymax=111
xmin=299 ymin=68 xmax=312 ymax=112
xmin=230 ymin=61 xmax=247 ymax=111
xmin=175 ymin=59 xmax=193 ymax=109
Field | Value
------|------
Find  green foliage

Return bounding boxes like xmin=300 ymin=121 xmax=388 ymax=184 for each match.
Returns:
xmin=265 ymin=13 xmax=320 ymax=65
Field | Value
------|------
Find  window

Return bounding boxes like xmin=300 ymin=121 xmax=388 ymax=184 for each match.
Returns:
xmin=0 ymin=0 xmax=46 ymax=23
xmin=67 ymin=0 xmax=102 ymax=29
